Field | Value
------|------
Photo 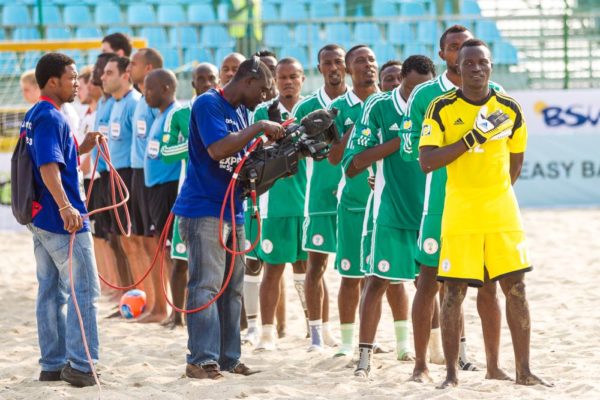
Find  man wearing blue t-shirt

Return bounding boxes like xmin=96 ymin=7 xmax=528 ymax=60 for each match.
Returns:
xmin=24 ymin=53 xmax=102 ymax=387
xmin=173 ymin=57 xmax=283 ymax=379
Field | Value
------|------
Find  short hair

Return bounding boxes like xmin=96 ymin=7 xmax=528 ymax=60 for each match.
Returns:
xmin=93 ymin=52 xmax=116 ymax=85
xmin=78 ymin=65 xmax=94 ymax=83
xmin=317 ymin=44 xmax=345 ymax=64
xmin=345 ymin=44 xmax=370 ymax=65
xmin=35 ymin=52 xmax=75 ymax=89
xmin=107 ymin=55 xmax=130 ymax=75
xmin=458 ymin=38 xmax=491 ymax=61
xmin=102 ymin=32 xmax=133 ymax=57
xmin=232 ymin=56 xmax=272 ymax=83
xmin=254 ymin=49 xmax=277 ymax=59
xmin=20 ymin=69 xmax=38 ymax=87
xmin=137 ymin=48 xmax=163 ymax=69
xmin=401 ymin=55 xmax=436 ymax=78
xmin=147 ymin=68 xmax=177 ymax=91
xmin=379 ymin=60 xmax=402 ymax=80
xmin=277 ymin=57 xmax=303 ymax=69
xmin=439 ymin=25 xmax=470 ymax=51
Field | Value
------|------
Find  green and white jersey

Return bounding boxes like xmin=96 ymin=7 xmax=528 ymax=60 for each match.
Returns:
xmin=292 ymin=86 xmax=345 ymax=217
xmin=252 ymin=97 xmax=306 ymax=218
xmin=160 ymin=99 xmax=192 ymax=187
xmin=405 ymin=71 xmax=504 ymax=217
xmin=350 ymin=89 xmax=425 ymax=229
xmin=330 ymin=90 xmax=372 ymax=211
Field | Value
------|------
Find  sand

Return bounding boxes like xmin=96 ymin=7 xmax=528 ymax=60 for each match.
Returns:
xmin=1 ymin=208 xmax=599 ymax=399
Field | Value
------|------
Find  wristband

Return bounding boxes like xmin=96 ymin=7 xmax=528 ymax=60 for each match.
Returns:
xmin=462 ymin=130 xmax=477 ymax=149
xmin=58 ymin=203 xmax=72 ymax=212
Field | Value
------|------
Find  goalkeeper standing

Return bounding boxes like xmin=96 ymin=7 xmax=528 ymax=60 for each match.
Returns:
xmin=419 ymin=39 xmax=551 ymax=389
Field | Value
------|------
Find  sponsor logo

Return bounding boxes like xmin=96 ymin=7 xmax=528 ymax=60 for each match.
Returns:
xmin=340 ymin=259 xmax=351 ymax=271
xmin=389 ymin=123 xmax=400 ymax=131
xmin=162 ymin=134 xmax=171 ymax=143
xmin=175 ymin=243 xmax=187 ymax=254
xmin=423 ymin=238 xmax=439 ymax=255
xmin=441 ymin=259 xmax=451 ymax=272
xmin=261 ymin=239 xmax=274 ymax=254
xmin=219 ymin=155 xmax=240 ymax=173
xmin=378 ymin=260 xmax=390 ymax=273
xmin=535 ymin=100 xmax=600 ymax=128
xmin=312 ymin=234 xmax=324 ymax=246
xmin=421 ymin=124 xmax=431 ymax=136
xmin=402 ymin=119 xmax=412 ymax=130
xmin=361 ymin=128 xmax=371 ymax=137
xmin=454 ymin=118 xmax=464 ymax=125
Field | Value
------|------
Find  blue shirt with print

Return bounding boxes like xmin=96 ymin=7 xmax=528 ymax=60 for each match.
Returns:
xmin=173 ymin=89 xmax=249 ymax=224
xmin=24 ymin=100 xmax=89 ymax=234
xmin=144 ymin=101 xmax=182 ymax=187
xmin=107 ymin=89 xmax=141 ymax=170
xmin=131 ymin=96 xmax=158 ymax=169
xmin=93 ymin=95 xmax=115 ymax=173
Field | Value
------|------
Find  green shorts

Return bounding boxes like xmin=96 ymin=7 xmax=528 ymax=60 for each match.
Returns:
xmin=244 ymin=206 xmax=261 ymax=261
xmin=335 ymin=207 xmax=365 ymax=278
xmin=360 ymin=195 xmax=374 ymax=274
xmin=258 ymin=216 xmax=307 ymax=264
xmin=302 ymin=214 xmax=337 ymax=254
xmin=367 ymin=224 xmax=418 ymax=281
xmin=171 ymin=215 xmax=188 ymax=261
xmin=415 ymin=213 xmax=442 ymax=268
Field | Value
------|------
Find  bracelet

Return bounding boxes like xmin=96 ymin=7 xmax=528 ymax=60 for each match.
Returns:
xmin=58 ymin=203 xmax=72 ymax=212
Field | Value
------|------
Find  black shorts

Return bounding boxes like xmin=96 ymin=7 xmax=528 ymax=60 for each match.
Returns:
xmin=103 ymin=167 xmax=133 ymax=236
xmin=130 ymin=168 xmax=152 ymax=237
xmin=147 ymin=180 xmax=179 ymax=237
xmin=87 ymin=174 xmax=110 ymax=239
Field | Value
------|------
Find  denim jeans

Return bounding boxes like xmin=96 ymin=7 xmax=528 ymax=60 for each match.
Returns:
xmin=178 ymin=216 xmax=245 ymax=369
xmin=28 ymin=224 xmax=100 ymax=373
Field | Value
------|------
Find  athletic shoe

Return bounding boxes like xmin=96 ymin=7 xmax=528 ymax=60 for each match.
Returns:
xmin=458 ymin=357 xmax=479 ymax=371
xmin=354 ymin=367 xmax=369 ymax=378
xmin=307 ymin=344 xmax=324 ymax=353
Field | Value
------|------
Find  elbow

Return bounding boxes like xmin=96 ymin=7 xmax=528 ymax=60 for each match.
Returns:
xmin=207 ymin=146 xmax=225 ymax=161
xmin=419 ymin=156 xmax=433 ymax=173
xmin=345 ymin=166 xmax=358 ymax=178
xmin=328 ymin=152 xmax=341 ymax=166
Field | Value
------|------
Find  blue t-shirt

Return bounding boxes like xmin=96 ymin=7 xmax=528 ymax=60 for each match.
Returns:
xmin=107 ymin=89 xmax=141 ymax=170
xmin=24 ymin=100 xmax=89 ymax=234
xmin=93 ymin=95 xmax=115 ymax=173
xmin=131 ymin=96 xmax=158 ymax=169
xmin=173 ymin=89 xmax=249 ymax=224
xmin=144 ymin=101 xmax=182 ymax=187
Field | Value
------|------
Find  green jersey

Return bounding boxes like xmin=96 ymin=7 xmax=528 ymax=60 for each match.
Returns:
xmin=160 ymin=100 xmax=192 ymax=187
xmin=405 ymin=72 xmax=504 ymax=216
xmin=252 ymin=97 xmax=306 ymax=218
xmin=350 ymin=89 xmax=425 ymax=229
xmin=330 ymin=90 xmax=372 ymax=212
xmin=292 ymin=86 xmax=345 ymax=217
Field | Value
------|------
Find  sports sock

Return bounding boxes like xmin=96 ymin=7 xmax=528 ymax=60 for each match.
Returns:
xmin=322 ymin=321 xmax=338 ymax=346
xmin=459 ymin=337 xmax=468 ymax=361
xmin=356 ymin=343 xmax=373 ymax=374
xmin=243 ymin=275 xmax=261 ymax=320
xmin=309 ymin=319 xmax=323 ymax=347
xmin=394 ymin=320 xmax=410 ymax=359
xmin=428 ymin=327 xmax=444 ymax=364
xmin=338 ymin=323 xmax=354 ymax=355
xmin=256 ymin=324 xmax=275 ymax=350
xmin=293 ymin=273 xmax=310 ymax=336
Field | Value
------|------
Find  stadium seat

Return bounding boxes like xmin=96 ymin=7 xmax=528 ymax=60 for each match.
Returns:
xmin=184 ymin=47 xmax=214 ymax=65
xmin=262 ymin=2 xmax=279 ymax=20
xmin=169 ymin=26 xmax=199 ymax=48
xmin=187 ymin=3 xmax=216 ymax=23
xmin=106 ymin=25 xmax=133 ymax=37
xmin=32 ymin=5 xmax=62 ymax=25
xmin=159 ymin=48 xmax=181 ymax=69
xmin=402 ymin=43 xmax=430 ymax=58
xmin=264 ymin=24 xmax=291 ymax=48
xmin=279 ymin=46 xmax=309 ymax=66
xmin=86 ymin=50 xmax=101 ymax=65
xmin=494 ymin=40 xmax=518 ymax=65
xmin=23 ymin=51 xmax=42 ymax=71
xmin=354 ymin=22 xmax=382 ymax=45
xmin=157 ymin=4 xmax=186 ymax=24
xmin=94 ymin=3 xmax=123 ymax=25
xmin=127 ymin=4 xmax=156 ymax=24
xmin=64 ymin=50 xmax=85 ymax=67
xmin=12 ymin=27 xmax=40 ymax=41
xmin=200 ymin=26 xmax=235 ymax=48
xmin=0 ymin=53 xmax=19 ymax=75
xmin=280 ymin=3 xmax=308 ymax=21
xmin=295 ymin=24 xmax=320 ymax=46
xmin=324 ymin=23 xmax=351 ymax=46
xmin=417 ymin=20 xmax=438 ymax=46
xmin=0 ymin=29 xmax=5 ymax=41
xmin=445 ymin=19 xmax=474 ymax=31
xmin=139 ymin=27 xmax=168 ymax=47
xmin=401 ymin=1 xmax=426 ymax=16
xmin=2 ymin=5 xmax=30 ymax=26
xmin=46 ymin=27 xmax=71 ymax=40
xmin=214 ymin=46 xmax=236 ymax=64
xmin=76 ymin=27 xmax=103 ymax=39
xmin=388 ymin=23 xmax=415 ymax=45
xmin=462 ymin=0 xmax=482 ymax=15
xmin=475 ymin=20 xmax=501 ymax=42
xmin=63 ymin=5 xmax=92 ymax=26
xmin=309 ymin=1 xmax=338 ymax=18
xmin=372 ymin=0 xmax=397 ymax=17
xmin=373 ymin=43 xmax=399 ymax=62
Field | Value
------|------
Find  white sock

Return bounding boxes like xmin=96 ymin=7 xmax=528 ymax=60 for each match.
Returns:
xmin=428 ymin=328 xmax=444 ymax=364
xmin=322 ymin=322 xmax=338 ymax=347
xmin=459 ymin=337 xmax=468 ymax=361
xmin=256 ymin=324 xmax=276 ymax=350
xmin=309 ymin=319 xmax=323 ymax=347
xmin=243 ymin=275 xmax=261 ymax=319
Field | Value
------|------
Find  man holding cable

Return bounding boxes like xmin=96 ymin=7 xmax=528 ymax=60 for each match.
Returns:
xmin=172 ymin=57 xmax=283 ymax=380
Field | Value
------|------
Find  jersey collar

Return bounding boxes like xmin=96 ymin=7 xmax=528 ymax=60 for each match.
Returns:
xmin=345 ymin=89 xmax=362 ymax=107
xmin=440 ymin=71 xmax=458 ymax=91
xmin=274 ymin=96 xmax=292 ymax=115
xmin=39 ymin=96 xmax=60 ymax=110
xmin=317 ymin=86 xmax=347 ymax=108
xmin=391 ymin=87 xmax=408 ymax=115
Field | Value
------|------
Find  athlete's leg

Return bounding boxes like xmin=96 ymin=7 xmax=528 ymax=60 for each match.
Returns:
xmin=385 ymin=282 xmax=413 ymax=361
xmin=291 ymin=260 xmax=309 ymax=338
xmin=242 ymin=258 xmax=262 ymax=344
xmin=337 ymin=277 xmax=362 ymax=356
xmin=138 ymin=235 xmax=169 ymax=323
xmin=165 ymin=259 xmax=187 ymax=327
xmin=256 ymin=262 xmax=285 ymax=350
xmin=305 ymin=251 xmax=328 ymax=350
xmin=276 ymin=277 xmax=286 ymax=338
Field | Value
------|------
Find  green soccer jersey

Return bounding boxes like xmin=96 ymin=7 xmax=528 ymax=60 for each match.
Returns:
xmin=160 ymin=99 xmax=192 ymax=188
xmin=349 ymin=89 xmax=425 ymax=229
xmin=252 ymin=97 xmax=306 ymax=218
xmin=292 ymin=86 xmax=345 ymax=217
xmin=405 ymin=72 xmax=504 ymax=217
xmin=330 ymin=90 xmax=372 ymax=212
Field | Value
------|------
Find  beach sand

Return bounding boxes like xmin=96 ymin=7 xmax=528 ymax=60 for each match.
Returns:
xmin=1 ymin=209 xmax=599 ymax=399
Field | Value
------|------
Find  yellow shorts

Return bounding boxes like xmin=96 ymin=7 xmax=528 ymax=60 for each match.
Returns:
xmin=438 ymin=231 xmax=532 ymax=287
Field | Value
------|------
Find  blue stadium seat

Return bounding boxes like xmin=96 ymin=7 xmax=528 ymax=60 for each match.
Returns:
xmin=86 ymin=50 xmax=100 ymax=65
xmin=445 ymin=19 xmax=474 ymax=31
xmin=280 ymin=3 xmax=307 ymax=21
xmin=63 ymin=5 xmax=92 ymax=26
xmin=157 ymin=4 xmax=186 ymax=24
xmin=51 ymin=0 xmax=80 ymax=5
xmin=0 ymin=29 xmax=5 ymax=41
xmin=401 ymin=1 xmax=426 ymax=16
xmin=475 ymin=20 xmax=501 ymax=42
xmin=295 ymin=24 xmax=320 ymax=46
xmin=0 ymin=53 xmax=19 ymax=75
xmin=279 ymin=46 xmax=309 ymax=66
xmin=200 ymin=26 xmax=234 ymax=48
xmin=106 ymin=25 xmax=133 ymax=37
xmin=64 ymin=50 xmax=85 ymax=67
xmin=12 ymin=27 xmax=40 ymax=41
xmin=262 ymin=2 xmax=278 ymax=20
xmin=214 ymin=46 xmax=236 ymax=65
xmin=127 ymin=4 xmax=156 ymax=24
xmin=373 ymin=43 xmax=399 ymax=62
xmin=417 ymin=20 xmax=438 ymax=46
xmin=139 ymin=27 xmax=168 ymax=47
xmin=402 ymin=43 xmax=430 ymax=58
xmin=324 ymin=23 xmax=351 ymax=46
xmin=494 ymin=40 xmax=518 ymax=65
xmin=264 ymin=24 xmax=291 ymax=48
xmin=184 ymin=47 xmax=214 ymax=65
xmin=187 ymin=3 xmax=216 ymax=23
xmin=46 ymin=27 xmax=71 ymax=40
xmin=94 ymin=3 xmax=123 ymax=25
xmin=2 ymin=5 xmax=30 ymax=26
xmin=169 ymin=26 xmax=199 ymax=48
xmin=33 ymin=5 xmax=62 ymax=25
xmin=309 ymin=1 xmax=338 ymax=18
xmin=354 ymin=22 xmax=381 ymax=45
xmin=76 ymin=27 xmax=103 ymax=39
xmin=388 ymin=23 xmax=415 ymax=45
xmin=23 ymin=51 xmax=42 ymax=71
xmin=373 ymin=0 xmax=397 ymax=17
xmin=159 ymin=48 xmax=181 ymax=69
xmin=462 ymin=0 xmax=481 ymax=15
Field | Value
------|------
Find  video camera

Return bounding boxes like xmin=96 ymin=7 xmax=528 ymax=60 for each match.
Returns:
xmin=238 ymin=103 xmax=339 ymax=198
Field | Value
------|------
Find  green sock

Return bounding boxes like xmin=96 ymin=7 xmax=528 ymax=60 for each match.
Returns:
xmin=340 ymin=323 xmax=355 ymax=350
xmin=394 ymin=320 xmax=409 ymax=358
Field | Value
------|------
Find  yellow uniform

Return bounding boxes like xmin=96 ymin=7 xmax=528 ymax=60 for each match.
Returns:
xmin=419 ymin=89 xmax=532 ymax=286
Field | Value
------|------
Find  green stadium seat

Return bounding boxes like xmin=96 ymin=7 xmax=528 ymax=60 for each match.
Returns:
xmin=32 ymin=5 xmax=62 ymax=25
xmin=373 ymin=0 xmax=398 ymax=17
xmin=279 ymin=46 xmax=309 ymax=66
xmin=2 ymin=5 xmax=31 ymax=26
xmin=94 ymin=3 xmax=123 ymax=25
xmin=140 ymin=27 xmax=168 ymax=47
xmin=157 ymin=4 xmax=186 ymax=24
xmin=354 ymin=22 xmax=382 ymax=45
xmin=373 ymin=43 xmax=399 ymax=63
xmin=201 ymin=26 xmax=234 ymax=48
xmin=127 ymin=4 xmax=156 ymax=24
xmin=309 ymin=1 xmax=338 ymax=18
xmin=184 ymin=47 xmax=214 ymax=65
xmin=295 ymin=24 xmax=320 ymax=46
xmin=401 ymin=1 xmax=426 ymax=16
xmin=76 ymin=27 xmax=103 ymax=39
xmin=46 ymin=27 xmax=71 ymax=40
xmin=324 ymin=23 xmax=351 ymax=46
xmin=188 ymin=3 xmax=216 ymax=23
xmin=262 ymin=2 xmax=279 ymax=20
xmin=475 ymin=20 xmax=501 ymax=42
xmin=264 ymin=24 xmax=291 ymax=48
xmin=63 ymin=5 xmax=92 ymax=26
xmin=12 ymin=27 xmax=40 ymax=41
xmin=388 ymin=23 xmax=415 ymax=45
xmin=280 ymin=3 xmax=307 ymax=21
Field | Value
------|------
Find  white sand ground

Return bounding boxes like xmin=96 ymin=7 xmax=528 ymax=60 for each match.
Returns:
xmin=0 ymin=209 xmax=599 ymax=399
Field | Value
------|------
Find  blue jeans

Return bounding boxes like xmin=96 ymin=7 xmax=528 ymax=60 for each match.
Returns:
xmin=28 ymin=224 xmax=100 ymax=373
xmin=178 ymin=216 xmax=245 ymax=369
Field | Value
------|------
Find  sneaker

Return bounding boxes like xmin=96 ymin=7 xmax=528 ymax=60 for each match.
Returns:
xmin=255 ymin=338 xmax=275 ymax=351
xmin=307 ymin=344 xmax=324 ymax=353
xmin=354 ymin=367 xmax=369 ymax=378
xmin=458 ymin=357 xmax=479 ymax=371
xmin=39 ymin=370 xmax=62 ymax=381
xmin=60 ymin=364 xmax=97 ymax=388
xmin=228 ymin=362 xmax=260 ymax=376
xmin=185 ymin=363 xmax=224 ymax=380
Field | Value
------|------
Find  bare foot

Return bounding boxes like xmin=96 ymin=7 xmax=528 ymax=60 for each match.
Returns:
xmin=409 ymin=369 xmax=433 ymax=383
xmin=516 ymin=373 xmax=553 ymax=387
xmin=486 ymin=368 xmax=513 ymax=381
xmin=436 ymin=377 xmax=458 ymax=389
xmin=160 ymin=315 xmax=173 ymax=326
xmin=138 ymin=312 xmax=168 ymax=324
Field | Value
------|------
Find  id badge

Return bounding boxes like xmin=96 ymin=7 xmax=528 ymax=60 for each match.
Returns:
xmin=110 ymin=122 xmax=121 ymax=139
xmin=147 ymin=139 xmax=160 ymax=159
xmin=136 ymin=120 xmax=147 ymax=138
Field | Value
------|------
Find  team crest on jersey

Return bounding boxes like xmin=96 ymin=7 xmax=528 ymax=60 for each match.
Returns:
xmin=378 ymin=260 xmax=390 ymax=273
xmin=441 ymin=259 xmax=451 ymax=272
xmin=421 ymin=124 xmax=431 ymax=136
xmin=261 ymin=239 xmax=274 ymax=254
xmin=389 ymin=123 xmax=400 ymax=131
xmin=423 ymin=238 xmax=439 ymax=255
xmin=162 ymin=134 xmax=170 ymax=143
xmin=175 ymin=243 xmax=187 ymax=254
xmin=312 ymin=234 xmax=324 ymax=247
xmin=403 ymin=119 xmax=412 ymax=130
xmin=341 ymin=259 xmax=351 ymax=271
xmin=361 ymin=128 xmax=371 ymax=137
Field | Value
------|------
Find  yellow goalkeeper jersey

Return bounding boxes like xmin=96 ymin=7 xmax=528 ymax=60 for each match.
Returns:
xmin=419 ymin=88 xmax=527 ymax=235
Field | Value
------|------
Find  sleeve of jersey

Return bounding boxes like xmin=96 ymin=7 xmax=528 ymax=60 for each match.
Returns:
xmin=196 ymin=97 xmax=229 ymax=148
xmin=33 ymin=114 xmax=66 ymax=168
xmin=419 ymin=115 xmax=444 ymax=148
xmin=508 ymin=107 xmax=528 ymax=153
xmin=160 ymin=109 xmax=188 ymax=163
xmin=341 ymin=111 xmax=378 ymax=173
xmin=400 ymin=97 xmax=425 ymax=161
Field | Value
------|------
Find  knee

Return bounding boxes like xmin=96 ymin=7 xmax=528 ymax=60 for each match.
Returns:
xmin=341 ymin=278 xmax=360 ymax=290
